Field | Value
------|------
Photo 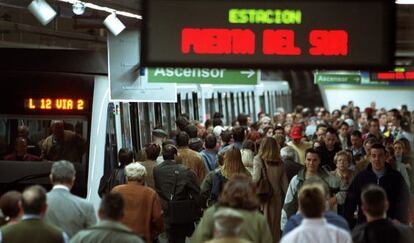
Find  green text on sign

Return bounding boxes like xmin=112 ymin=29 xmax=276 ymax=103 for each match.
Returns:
xmin=148 ymin=68 xmax=258 ymax=85
xmin=314 ymin=73 xmax=361 ymax=84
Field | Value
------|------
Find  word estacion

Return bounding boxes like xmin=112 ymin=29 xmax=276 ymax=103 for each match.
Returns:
xmin=181 ymin=28 xmax=348 ymax=56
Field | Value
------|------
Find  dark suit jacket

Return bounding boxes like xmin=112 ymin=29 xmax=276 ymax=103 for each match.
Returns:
xmin=352 ymin=219 xmax=414 ymax=243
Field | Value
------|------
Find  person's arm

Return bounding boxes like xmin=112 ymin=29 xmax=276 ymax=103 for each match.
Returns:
xmin=151 ymin=193 xmax=164 ymax=236
xmin=281 ymin=176 xmax=299 ymax=230
xmin=85 ymin=203 xmax=97 ymax=227
xmin=252 ymin=156 xmax=262 ymax=183
xmin=186 ymin=169 xmax=202 ymax=208
xmin=200 ymin=171 xmax=214 ymax=208
xmin=343 ymin=175 xmax=359 ymax=227
xmin=191 ymin=207 xmax=215 ymax=243
xmin=394 ymin=173 xmax=410 ymax=223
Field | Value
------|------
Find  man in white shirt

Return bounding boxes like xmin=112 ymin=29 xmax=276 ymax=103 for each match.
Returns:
xmin=280 ymin=183 xmax=352 ymax=243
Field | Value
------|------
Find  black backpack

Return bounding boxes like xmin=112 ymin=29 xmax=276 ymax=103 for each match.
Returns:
xmin=98 ymin=168 xmax=126 ymax=197
xmin=206 ymin=171 xmax=225 ymax=207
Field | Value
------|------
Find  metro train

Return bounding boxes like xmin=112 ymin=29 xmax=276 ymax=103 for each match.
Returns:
xmin=0 ymin=49 xmax=291 ymax=208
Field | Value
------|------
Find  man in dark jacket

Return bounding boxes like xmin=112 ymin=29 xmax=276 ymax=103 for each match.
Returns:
xmin=154 ymin=144 xmax=201 ymax=243
xmin=344 ymin=144 xmax=409 ymax=228
xmin=352 ymin=185 xmax=414 ymax=243
xmin=315 ymin=127 xmax=342 ymax=171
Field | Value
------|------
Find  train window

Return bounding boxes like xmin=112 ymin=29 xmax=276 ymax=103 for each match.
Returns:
xmin=210 ymin=94 xmax=215 ymax=119
xmin=217 ymin=92 xmax=223 ymax=117
xmin=230 ymin=93 xmax=236 ymax=122
xmin=154 ymin=103 xmax=162 ymax=128
xmin=241 ymin=92 xmax=246 ymax=113
xmin=224 ymin=93 xmax=230 ymax=125
xmin=138 ymin=103 xmax=152 ymax=147
xmin=259 ymin=94 xmax=265 ymax=115
xmin=251 ymin=91 xmax=257 ymax=122
xmin=185 ymin=93 xmax=191 ymax=118
xmin=192 ymin=92 xmax=200 ymax=122
xmin=176 ymin=93 xmax=182 ymax=117
xmin=129 ymin=102 xmax=141 ymax=154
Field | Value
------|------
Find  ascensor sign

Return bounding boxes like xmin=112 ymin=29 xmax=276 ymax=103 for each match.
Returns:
xmin=142 ymin=0 xmax=395 ymax=69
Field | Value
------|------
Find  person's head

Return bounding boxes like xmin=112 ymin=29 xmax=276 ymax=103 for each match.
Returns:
xmin=263 ymin=126 xmax=274 ymax=137
xmin=315 ymin=124 xmax=327 ymax=141
xmin=125 ymin=162 xmax=147 ymax=183
xmin=21 ymin=185 xmax=47 ymax=216
xmin=17 ymin=125 xmax=29 ymax=138
xmin=50 ymin=120 xmax=64 ymax=138
xmin=118 ymin=148 xmax=134 ymax=167
xmin=176 ymin=115 xmax=190 ymax=131
xmin=99 ymin=192 xmax=124 ymax=221
xmin=213 ymin=118 xmax=223 ymax=127
xmin=370 ymin=143 xmax=386 ymax=172
xmin=304 ymin=148 xmax=321 ymax=174
xmin=393 ymin=140 xmax=405 ymax=158
xmin=361 ymin=185 xmax=388 ymax=220
xmin=232 ymin=126 xmax=245 ymax=143
xmin=259 ymin=116 xmax=271 ymax=129
xmin=213 ymin=208 xmax=244 ymax=238
xmin=218 ymin=174 xmax=259 ymax=210
xmin=50 ymin=160 xmax=76 ymax=186
xmin=258 ymin=137 xmax=281 ymax=165
xmin=290 ymin=125 xmax=303 ymax=144
xmin=350 ymin=130 xmax=363 ymax=148
xmin=220 ymin=129 xmax=232 ymax=144
xmin=274 ymin=126 xmax=284 ymax=137
xmin=368 ymin=118 xmax=380 ymax=135
xmin=15 ymin=137 xmax=28 ymax=155
xmin=241 ymin=140 xmax=255 ymax=151
xmin=298 ymin=183 xmax=326 ymax=218
xmin=0 ymin=191 xmax=22 ymax=222
xmin=222 ymin=146 xmax=245 ymax=178
xmin=379 ymin=112 xmax=387 ymax=126
xmin=237 ymin=113 xmax=249 ymax=127
xmin=334 ymin=151 xmax=351 ymax=172
xmin=162 ymin=144 xmax=178 ymax=160
xmin=176 ymin=131 xmax=190 ymax=147
xmin=144 ymin=143 xmax=161 ymax=161
xmin=280 ymin=146 xmax=297 ymax=162
xmin=359 ymin=112 xmax=368 ymax=126
xmin=339 ymin=122 xmax=349 ymax=137
xmin=213 ymin=112 xmax=224 ymax=120
xmin=324 ymin=127 xmax=338 ymax=150
xmin=204 ymin=134 xmax=217 ymax=150
xmin=184 ymin=124 xmax=198 ymax=139
xmin=364 ymin=137 xmax=378 ymax=156
xmin=152 ymin=129 xmax=168 ymax=143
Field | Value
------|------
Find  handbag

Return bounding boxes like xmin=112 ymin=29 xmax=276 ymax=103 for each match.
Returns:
xmin=256 ymin=159 xmax=273 ymax=203
xmin=168 ymin=170 xmax=200 ymax=224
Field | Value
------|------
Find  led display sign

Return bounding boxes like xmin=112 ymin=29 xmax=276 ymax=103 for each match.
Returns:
xmin=371 ymin=71 xmax=414 ymax=81
xmin=24 ymin=98 xmax=87 ymax=111
xmin=142 ymin=0 xmax=395 ymax=69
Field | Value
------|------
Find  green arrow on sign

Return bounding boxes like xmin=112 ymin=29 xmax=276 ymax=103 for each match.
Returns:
xmin=315 ymin=73 xmax=361 ymax=84
xmin=147 ymin=67 xmax=258 ymax=85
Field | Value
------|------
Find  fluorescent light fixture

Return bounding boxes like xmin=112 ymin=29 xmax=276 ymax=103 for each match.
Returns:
xmin=28 ymin=0 xmax=57 ymax=25
xmin=104 ymin=13 xmax=126 ymax=36
xmin=396 ymin=0 xmax=414 ymax=4
xmin=56 ymin=0 xmax=142 ymax=19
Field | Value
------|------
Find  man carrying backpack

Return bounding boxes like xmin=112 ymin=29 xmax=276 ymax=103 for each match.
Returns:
xmin=154 ymin=144 xmax=201 ymax=243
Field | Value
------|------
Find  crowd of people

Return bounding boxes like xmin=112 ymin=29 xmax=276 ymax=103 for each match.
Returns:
xmin=0 ymin=101 xmax=414 ymax=243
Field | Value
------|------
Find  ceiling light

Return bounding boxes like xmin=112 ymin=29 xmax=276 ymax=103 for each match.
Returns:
xmin=103 ymin=13 xmax=126 ymax=36
xmin=56 ymin=0 xmax=142 ymax=20
xmin=28 ymin=0 xmax=57 ymax=25
xmin=72 ymin=1 xmax=85 ymax=15
xmin=396 ymin=0 xmax=414 ymax=4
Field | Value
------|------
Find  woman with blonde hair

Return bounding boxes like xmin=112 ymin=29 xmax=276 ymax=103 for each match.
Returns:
xmin=201 ymin=146 xmax=250 ymax=208
xmin=253 ymin=137 xmax=289 ymax=242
